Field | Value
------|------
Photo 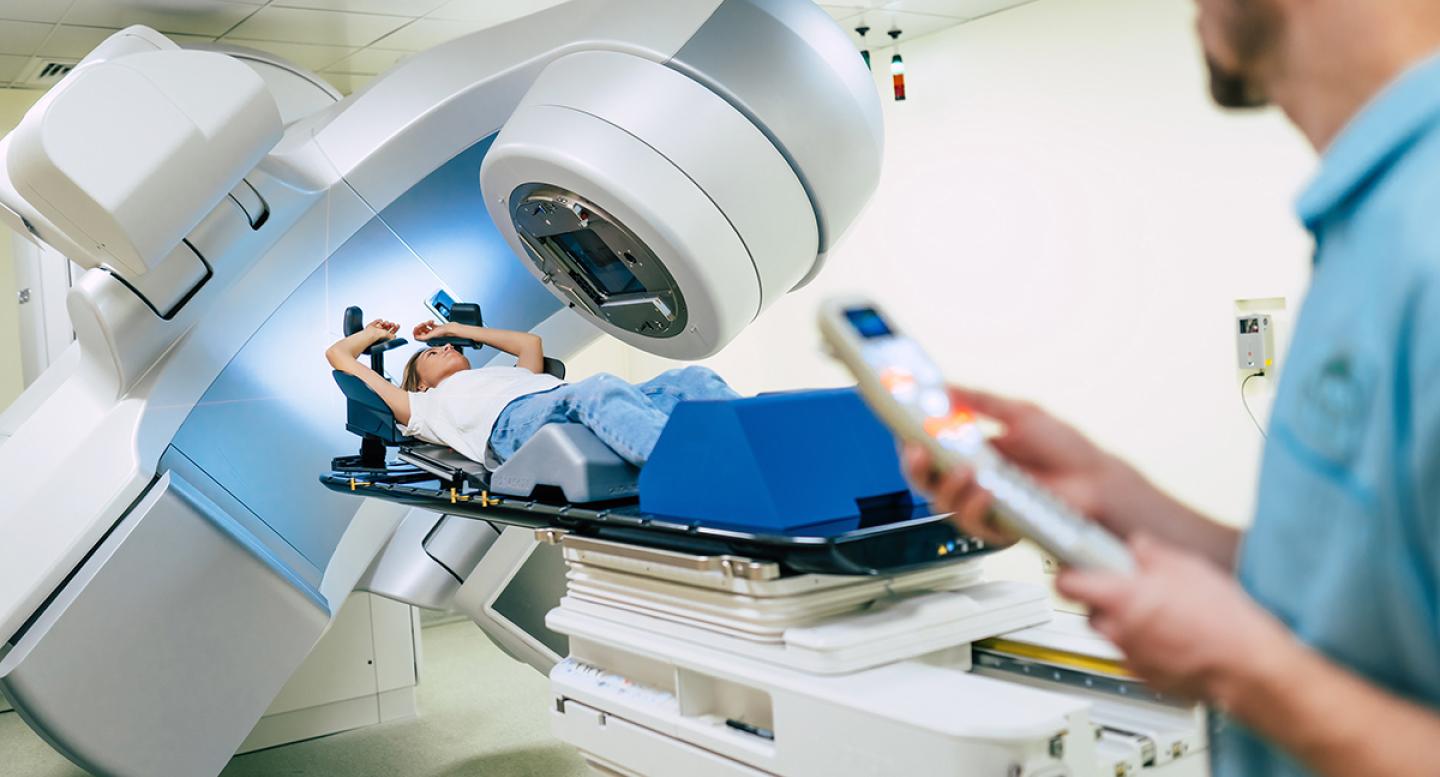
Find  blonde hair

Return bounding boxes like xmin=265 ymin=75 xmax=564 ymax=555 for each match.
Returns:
xmin=401 ymin=349 xmax=426 ymax=392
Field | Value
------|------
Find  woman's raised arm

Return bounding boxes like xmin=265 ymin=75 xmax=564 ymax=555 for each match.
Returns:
xmin=413 ymin=320 xmax=545 ymax=375
xmin=325 ymin=319 xmax=413 ymax=424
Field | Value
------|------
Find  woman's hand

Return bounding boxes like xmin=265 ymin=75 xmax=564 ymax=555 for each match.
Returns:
xmin=416 ymin=321 xmax=544 ymax=373
xmin=366 ymin=318 xmax=400 ymax=342
xmin=327 ymin=318 xmax=399 ymax=371
xmin=413 ymin=320 xmax=457 ymax=341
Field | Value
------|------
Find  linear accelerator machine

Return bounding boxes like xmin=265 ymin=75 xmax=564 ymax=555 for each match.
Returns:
xmin=0 ymin=2 xmax=1207 ymax=776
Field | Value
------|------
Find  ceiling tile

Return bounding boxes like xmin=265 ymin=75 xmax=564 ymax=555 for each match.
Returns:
xmin=969 ymin=0 xmax=1037 ymax=17
xmin=326 ymin=46 xmax=410 ymax=74
xmin=0 ymin=20 xmax=51 ymax=57
xmin=820 ymin=1 xmax=883 ymax=9
xmin=366 ymin=17 xmax=487 ymax=51
xmin=864 ymin=10 xmax=965 ymax=45
xmin=63 ymin=0 xmax=259 ymax=36
xmin=226 ymin=6 xmax=410 ymax=46
xmin=425 ymin=0 xmax=568 ymax=25
xmin=819 ymin=6 xmax=863 ymax=21
xmin=272 ymin=0 xmax=447 ymax=15
xmin=0 ymin=0 xmax=75 ymax=24
xmin=39 ymin=24 xmax=116 ymax=59
xmin=0 ymin=53 xmax=31 ymax=82
xmin=223 ymin=39 xmax=357 ymax=70
xmin=322 ymin=70 xmax=372 ymax=95
xmin=882 ymin=0 xmax=1030 ymax=18
xmin=165 ymin=33 xmax=219 ymax=45
xmin=833 ymin=15 xmax=882 ymax=42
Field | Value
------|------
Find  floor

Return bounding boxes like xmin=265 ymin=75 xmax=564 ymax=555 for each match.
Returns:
xmin=0 ymin=622 xmax=592 ymax=777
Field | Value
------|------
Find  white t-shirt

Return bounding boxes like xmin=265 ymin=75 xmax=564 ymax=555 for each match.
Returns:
xmin=400 ymin=366 xmax=563 ymax=463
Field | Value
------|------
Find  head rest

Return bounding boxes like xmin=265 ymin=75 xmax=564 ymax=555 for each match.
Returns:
xmin=333 ymin=371 xmax=409 ymax=445
xmin=448 ymin=302 xmax=482 ymax=327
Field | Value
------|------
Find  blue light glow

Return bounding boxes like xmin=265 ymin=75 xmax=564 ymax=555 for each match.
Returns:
xmin=171 ymin=134 xmax=562 ymax=569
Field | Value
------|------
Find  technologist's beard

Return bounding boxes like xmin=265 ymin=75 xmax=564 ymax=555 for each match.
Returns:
xmin=1206 ymin=55 xmax=1270 ymax=109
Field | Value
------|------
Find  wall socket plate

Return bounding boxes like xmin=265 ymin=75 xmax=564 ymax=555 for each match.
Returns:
xmin=1237 ymin=313 xmax=1274 ymax=371
xmin=1235 ymin=297 xmax=1285 ymax=374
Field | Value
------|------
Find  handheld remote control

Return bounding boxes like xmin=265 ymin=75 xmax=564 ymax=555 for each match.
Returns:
xmin=819 ymin=297 xmax=1135 ymax=574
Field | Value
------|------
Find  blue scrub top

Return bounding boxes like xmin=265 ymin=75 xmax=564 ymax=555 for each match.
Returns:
xmin=1214 ymin=54 xmax=1440 ymax=776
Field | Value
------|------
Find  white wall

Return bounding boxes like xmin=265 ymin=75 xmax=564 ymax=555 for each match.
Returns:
xmin=578 ymin=0 xmax=1317 ymax=550
xmin=0 ymin=89 xmax=42 ymax=411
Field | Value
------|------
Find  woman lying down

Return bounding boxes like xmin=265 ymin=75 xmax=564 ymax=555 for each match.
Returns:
xmin=326 ymin=318 xmax=739 ymax=467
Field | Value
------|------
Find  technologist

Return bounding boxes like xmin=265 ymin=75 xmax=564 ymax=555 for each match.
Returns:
xmin=907 ymin=1 xmax=1440 ymax=775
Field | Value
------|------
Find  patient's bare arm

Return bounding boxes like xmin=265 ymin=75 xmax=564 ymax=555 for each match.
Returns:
xmin=413 ymin=320 xmax=545 ymax=374
xmin=326 ymin=318 xmax=397 ymax=365
xmin=325 ymin=318 xmax=413 ymax=424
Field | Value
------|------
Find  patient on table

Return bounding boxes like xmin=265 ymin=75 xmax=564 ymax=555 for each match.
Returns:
xmin=325 ymin=318 xmax=738 ymax=466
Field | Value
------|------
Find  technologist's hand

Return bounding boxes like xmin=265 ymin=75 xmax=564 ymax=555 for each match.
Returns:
xmin=903 ymin=387 xmax=1123 ymax=546
xmin=1057 ymin=533 xmax=1296 ymax=704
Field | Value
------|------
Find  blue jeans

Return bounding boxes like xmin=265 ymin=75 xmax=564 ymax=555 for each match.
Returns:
xmin=490 ymin=366 xmax=739 ymax=467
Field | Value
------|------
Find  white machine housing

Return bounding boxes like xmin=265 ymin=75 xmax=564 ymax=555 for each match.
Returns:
xmin=7 ymin=48 xmax=280 ymax=278
xmin=0 ymin=3 xmax=885 ymax=776
xmin=539 ymin=533 xmax=1209 ymax=777
xmin=481 ymin=50 xmax=819 ymax=357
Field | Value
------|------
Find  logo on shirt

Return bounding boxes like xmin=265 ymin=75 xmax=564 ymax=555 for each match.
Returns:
xmin=1291 ymin=351 xmax=1375 ymax=466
